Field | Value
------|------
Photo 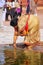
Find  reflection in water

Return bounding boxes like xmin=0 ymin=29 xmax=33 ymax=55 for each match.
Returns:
xmin=0 ymin=45 xmax=43 ymax=65
xmin=41 ymin=53 xmax=43 ymax=65
xmin=0 ymin=51 xmax=5 ymax=65
xmin=0 ymin=45 xmax=5 ymax=65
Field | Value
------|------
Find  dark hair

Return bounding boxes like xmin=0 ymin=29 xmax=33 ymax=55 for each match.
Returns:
xmin=18 ymin=12 xmax=21 ymax=16
xmin=10 ymin=9 xmax=21 ymax=27
xmin=13 ymin=11 xmax=21 ymax=18
xmin=10 ymin=16 xmax=18 ymax=27
xmin=13 ymin=11 xmax=18 ymax=18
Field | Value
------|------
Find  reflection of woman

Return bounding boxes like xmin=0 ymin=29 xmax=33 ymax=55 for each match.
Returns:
xmin=13 ymin=47 xmax=41 ymax=65
xmin=13 ymin=6 xmax=40 ymax=48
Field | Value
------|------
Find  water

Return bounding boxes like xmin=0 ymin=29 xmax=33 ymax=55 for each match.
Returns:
xmin=0 ymin=44 xmax=43 ymax=65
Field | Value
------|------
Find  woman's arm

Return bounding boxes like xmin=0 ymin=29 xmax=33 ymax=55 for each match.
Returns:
xmin=13 ymin=31 xmax=18 ymax=43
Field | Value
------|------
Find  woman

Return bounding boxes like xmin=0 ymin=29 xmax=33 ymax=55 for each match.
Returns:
xmin=30 ymin=0 xmax=37 ymax=15
xmin=18 ymin=0 xmax=30 ymax=14
xmin=18 ymin=15 xmax=39 ymax=41
xmin=13 ymin=6 xmax=40 ymax=49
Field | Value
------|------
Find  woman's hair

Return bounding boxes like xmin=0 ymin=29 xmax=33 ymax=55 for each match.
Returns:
xmin=13 ymin=11 xmax=21 ymax=18
xmin=10 ymin=16 xmax=18 ymax=27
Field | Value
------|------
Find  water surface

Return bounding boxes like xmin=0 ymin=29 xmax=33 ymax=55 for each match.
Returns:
xmin=0 ymin=44 xmax=43 ymax=65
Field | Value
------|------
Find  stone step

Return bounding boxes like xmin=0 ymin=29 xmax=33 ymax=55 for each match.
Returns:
xmin=37 ymin=6 xmax=43 ymax=10
xmin=40 ymin=29 xmax=43 ymax=41
xmin=0 ymin=27 xmax=43 ymax=44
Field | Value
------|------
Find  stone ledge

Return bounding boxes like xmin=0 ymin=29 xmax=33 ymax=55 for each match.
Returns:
xmin=37 ymin=6 xmax=43 ymax=10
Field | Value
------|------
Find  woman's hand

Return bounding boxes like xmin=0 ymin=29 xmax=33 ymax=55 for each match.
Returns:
xmin=19 ymin=30 xmax=27 ymax=36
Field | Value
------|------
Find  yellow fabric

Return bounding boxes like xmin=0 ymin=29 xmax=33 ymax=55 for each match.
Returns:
xmin=15 ymin=2 xmax=20 ymax=8
xmin=18 ymin=15 xmax=28 ymax=31
xmin=18 ymin=14 xmax=40 ymax=44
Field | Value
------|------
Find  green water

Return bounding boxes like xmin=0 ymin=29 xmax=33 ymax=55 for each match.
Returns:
xmin=0 ymin=45 xmax=43 ymax=65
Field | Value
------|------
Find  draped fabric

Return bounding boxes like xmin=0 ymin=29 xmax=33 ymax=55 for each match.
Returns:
xmin=30 ymin=0 xmax=37 ymax=14
xmin=18 ymin=14 xmax=40 ymax=44
xmin=20 ymin=0 xmax=29 ymax=6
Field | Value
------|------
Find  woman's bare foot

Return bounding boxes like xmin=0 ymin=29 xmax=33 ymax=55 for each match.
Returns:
xmin=24 ymin=42 xmax=31 ymax=46
xmin=24 ymin=42 xmax=33 ymax=50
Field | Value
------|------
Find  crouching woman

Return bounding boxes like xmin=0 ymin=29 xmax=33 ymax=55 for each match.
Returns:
xmin=10 ymin=12 xmax=40 ymax=49
xmin=18 ymin=14 xmax=40 ymax=49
